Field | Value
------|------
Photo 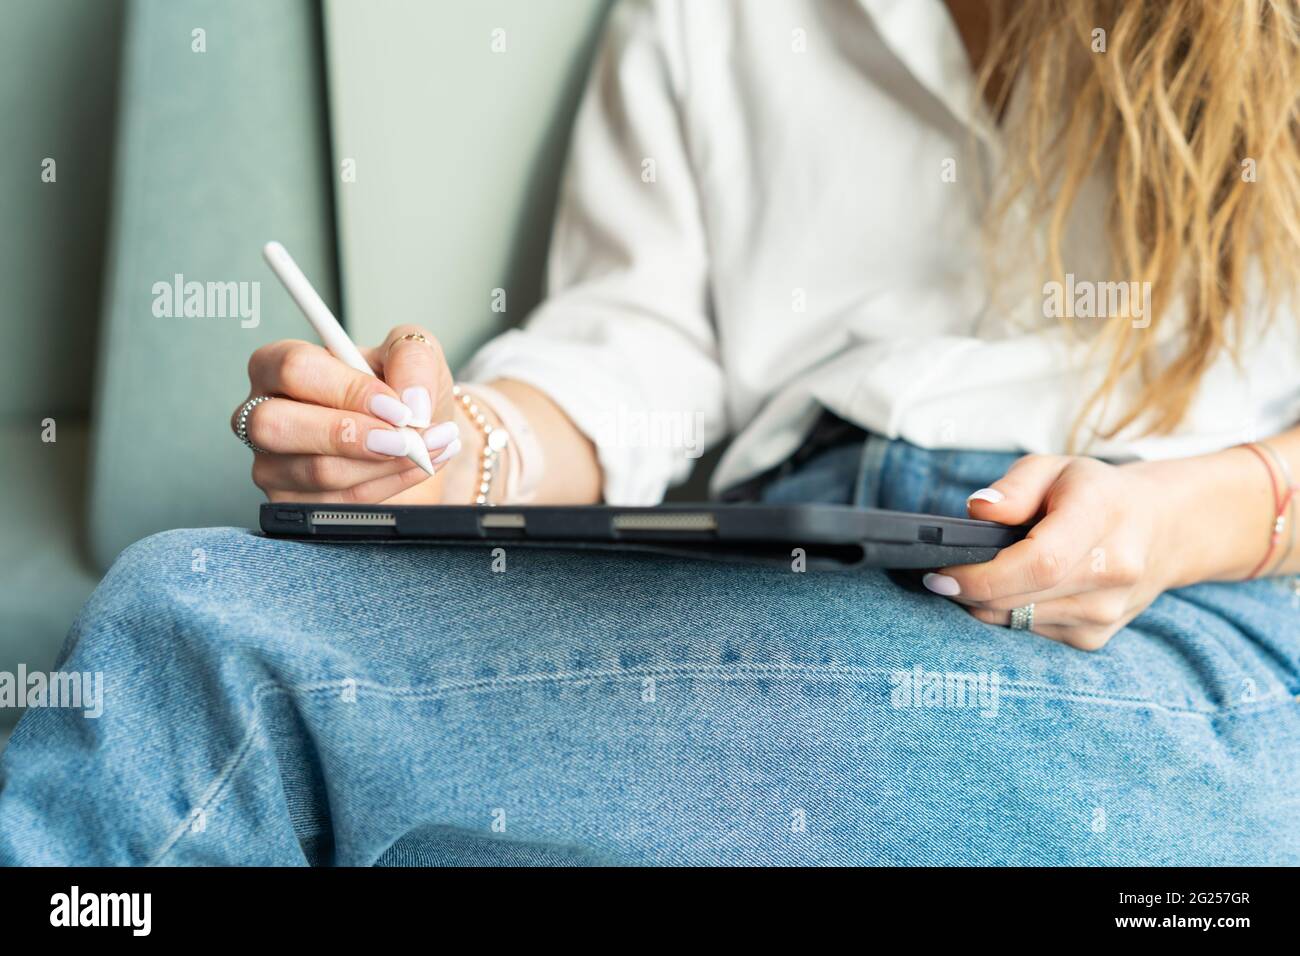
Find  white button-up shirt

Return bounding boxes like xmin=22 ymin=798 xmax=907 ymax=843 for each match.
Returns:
xmin=463 ymin=0 xmax=1300 ymax=503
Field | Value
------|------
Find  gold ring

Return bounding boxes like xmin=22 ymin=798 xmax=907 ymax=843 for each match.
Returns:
xmin=386 ymin=332 xmax=431 ymax=359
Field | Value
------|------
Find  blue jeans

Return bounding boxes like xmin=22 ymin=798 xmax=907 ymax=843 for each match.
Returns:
xmin=1 ymin=436 xmax=1298 ymax=865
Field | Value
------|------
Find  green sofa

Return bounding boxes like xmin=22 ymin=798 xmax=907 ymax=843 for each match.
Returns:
xmin=0 ymin=0 xmax=614 ymax=736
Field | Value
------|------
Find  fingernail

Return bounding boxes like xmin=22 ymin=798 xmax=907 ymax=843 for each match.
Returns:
xmin=370 ymin=394 xmax=413 ymax=428
xmin=967 ymin=487 xmax=1004 ymax=504
xmin=432 ymin=438 xmax=461 ymax=465
xmin=422 ymin=421 xmax=459 ymax=451
xmin=366 ymin=429 xmax=409 ymax=457
xmin=922 ymin=572 xmax=961 ymax=596
xmin=401 ymin=387 xmax=432 ymax=428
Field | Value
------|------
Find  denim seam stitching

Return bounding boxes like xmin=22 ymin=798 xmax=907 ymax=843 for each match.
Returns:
xmin=261 ymin=664 xmax=1291 ymax=718
xmin=147 ymin=691 xmax=275 ymax=867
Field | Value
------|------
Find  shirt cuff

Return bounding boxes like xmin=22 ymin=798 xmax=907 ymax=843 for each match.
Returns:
xmin=459 ymin=329 xmax=680 ymax=505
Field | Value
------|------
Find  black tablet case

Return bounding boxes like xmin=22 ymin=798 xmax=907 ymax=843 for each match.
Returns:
xmin=260 ymin=503 xmax=1026 ymax=570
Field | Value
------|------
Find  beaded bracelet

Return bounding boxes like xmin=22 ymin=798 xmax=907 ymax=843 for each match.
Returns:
xmin=452 ymin=384 xmax=509 ymax=505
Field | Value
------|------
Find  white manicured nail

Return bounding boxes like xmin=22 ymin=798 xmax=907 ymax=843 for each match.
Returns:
xmin=922 ymin=572 xmax=961 ymax=596
xmin=422 ymin=421 xmax=459 ymax=451
xmin=401 ymin=387 xmax=432 ymax=428
xmin=432 ymin=438 xmax=461 ymax=465
xmin=967 ymin=487 xmax=1004 ymax=504
xmin=366 ymin=429 xmax=408 ymax=457
xmin=370 ymin=394 xmax=413 ymax=427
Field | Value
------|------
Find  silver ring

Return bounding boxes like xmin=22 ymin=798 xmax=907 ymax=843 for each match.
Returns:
xmin=1009 ymin=604 xmax=1035 ymax=631
xmin=235 ymin=395 xmax=273 ymax=453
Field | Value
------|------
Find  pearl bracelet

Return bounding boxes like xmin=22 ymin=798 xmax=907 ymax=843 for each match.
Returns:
xmin=453 ymin=384 xmax=509 ymax=505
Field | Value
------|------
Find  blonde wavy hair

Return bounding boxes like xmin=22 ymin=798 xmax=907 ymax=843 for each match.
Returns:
xmin=977 ymin=0 xmax=1300 ymax=445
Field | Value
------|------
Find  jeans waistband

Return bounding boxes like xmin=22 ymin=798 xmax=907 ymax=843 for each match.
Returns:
xmin=865 ymin=438 xmax=1021 ymax=518
xmin=744 ymin=413 xmax=1022 ymax=517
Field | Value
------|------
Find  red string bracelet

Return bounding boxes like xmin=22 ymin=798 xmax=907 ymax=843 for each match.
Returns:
xmin=1241 ymin=442 xmax=1294 ymax=579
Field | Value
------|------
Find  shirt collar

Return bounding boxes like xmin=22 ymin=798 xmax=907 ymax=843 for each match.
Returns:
xmin=855 ymin=0 xmax=1000 ymax=147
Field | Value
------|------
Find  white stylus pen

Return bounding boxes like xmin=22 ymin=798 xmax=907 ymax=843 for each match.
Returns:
xmin=262 ymin=240 xmax=435 ymax=476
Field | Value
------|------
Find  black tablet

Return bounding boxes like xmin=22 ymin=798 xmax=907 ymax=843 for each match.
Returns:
xmin=259 ymin=503 xmax=1026 ymax=570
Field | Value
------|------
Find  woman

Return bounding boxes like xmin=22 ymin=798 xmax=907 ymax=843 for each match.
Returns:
xmin=2 ymin=0 xmax=1298 ymax=864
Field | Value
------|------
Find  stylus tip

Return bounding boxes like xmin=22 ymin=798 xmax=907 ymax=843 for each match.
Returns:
xmin=405 ymin=430 xmax=436 ymax=476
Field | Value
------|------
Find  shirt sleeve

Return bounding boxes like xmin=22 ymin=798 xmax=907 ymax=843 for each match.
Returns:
xmin=459 ymin=0 xmax=726 ymax=505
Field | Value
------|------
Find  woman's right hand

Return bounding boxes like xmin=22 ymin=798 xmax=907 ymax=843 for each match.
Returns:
xmin=233 ymin=324 xmax=463 ymax=503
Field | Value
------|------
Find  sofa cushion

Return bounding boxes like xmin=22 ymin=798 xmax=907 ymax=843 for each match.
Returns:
xmin=0 ymin=420 xmax=100 ymax=730
xmin=88 ymin=0 xmax=339 ymax=569
xmin=322 ymin=0 xmax=612 ymax=360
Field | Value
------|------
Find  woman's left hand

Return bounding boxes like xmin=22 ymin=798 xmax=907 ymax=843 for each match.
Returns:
xmin=921 ymin=454 xmax=1190 ymax=650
